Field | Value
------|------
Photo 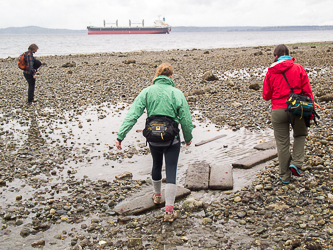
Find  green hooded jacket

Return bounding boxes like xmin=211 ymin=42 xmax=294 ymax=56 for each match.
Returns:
xmin=117 ymin=75 xmax=193 ymax=143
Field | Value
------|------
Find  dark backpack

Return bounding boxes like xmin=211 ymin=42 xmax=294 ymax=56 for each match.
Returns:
xmin=18 ymin=53 xmax=27 ymax=70
xmin=282 ymin=73 xmax=319 ymax=126
xmin=286 ymin=92 xmax=314 ymax=117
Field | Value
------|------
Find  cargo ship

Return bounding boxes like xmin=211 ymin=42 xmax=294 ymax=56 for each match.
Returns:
xmin=87 ymin=17 xmax=171 ymax=35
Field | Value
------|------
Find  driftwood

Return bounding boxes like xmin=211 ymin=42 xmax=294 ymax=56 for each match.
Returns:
xmin=195 ymin=134 xmax=227 ymax=146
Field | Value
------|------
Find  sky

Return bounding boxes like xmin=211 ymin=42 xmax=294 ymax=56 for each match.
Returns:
xmin=1 ymin=0 xmax=333 ymax=30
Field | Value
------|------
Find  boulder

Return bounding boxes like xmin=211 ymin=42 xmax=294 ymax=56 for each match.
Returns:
xmin=227 ymin=79 xmax=235 ymax=87
xmin=123 ymin=59 xmax=136 ymax=64
xmin=115 ymin=172 xmax=133 ymax=180
xmin=192 ymin=89 xmax=205 ymax=95
xmin=61 ymin=62 xmax=76 ymax=68
xmin=249 ymin=82 xmax=260 ymax=91
xmin=31 ymin=239 xmax=45 ymax=247
xmin=211 ymin=115 xmax=226 ymax=124
xmin=202 ymin=71 xmax=218 ymax=81
xmin=187 ymin=96 xmax=197 ymax=102
xmin=182 ymin=198 xmax=203 ymax=212
xmin=20 ymin=228 xmax=30 ymax=237
xmin=319 ymin=94 xmax=333 ymax=102
xmin=127 ymin=238 xmax=142 ymax=248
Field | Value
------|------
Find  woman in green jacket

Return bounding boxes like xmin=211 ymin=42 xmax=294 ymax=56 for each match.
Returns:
xmin=116 ymin=63 xmax=193 ymax=222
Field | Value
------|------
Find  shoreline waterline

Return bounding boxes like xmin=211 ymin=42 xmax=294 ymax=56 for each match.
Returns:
xmin=1 ymin=30 xmax=333 ymax=58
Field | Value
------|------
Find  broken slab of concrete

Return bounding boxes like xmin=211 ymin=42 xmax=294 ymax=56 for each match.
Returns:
xmin=184 ymin=162 xmax=210 ymax=190
xmin=232 ymin=149 xmax=277 ymax=169
xmin=209 ymin=164 xmax=233 ymax=190
xmin=113 ymin=186 xmax=191 ymax=215
xmin=254 ymin=140 xmax=276 ymax=150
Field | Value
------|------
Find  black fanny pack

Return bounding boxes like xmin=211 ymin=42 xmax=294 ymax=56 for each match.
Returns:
xmin=283 ymin=73 xmax=314 ymax=118
xmin=143 ymin=115 xmax=179 ymax=143
xmin=282 ymin=73 xmax=319 ymax=126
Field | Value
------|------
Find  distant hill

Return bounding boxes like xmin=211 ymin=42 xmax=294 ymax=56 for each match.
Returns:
xmin=0 ymin=26 xmax=86 ymax=34
xmin=172 ymin=25 xmax=333 ymax=32
xmin=1 ymin=25 xmax=333 ymax=34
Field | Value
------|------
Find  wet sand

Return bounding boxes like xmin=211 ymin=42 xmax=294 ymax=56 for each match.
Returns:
xmin=0 ymin=42 xmax=333 ymax=249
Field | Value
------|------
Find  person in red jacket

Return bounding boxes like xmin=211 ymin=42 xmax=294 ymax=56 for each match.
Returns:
xmin=263 ymin=44 xmax=315 ymax=184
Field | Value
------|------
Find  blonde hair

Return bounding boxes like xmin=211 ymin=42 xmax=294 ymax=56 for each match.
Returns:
xmin=153 ymin=63 xmax=173 ymax=82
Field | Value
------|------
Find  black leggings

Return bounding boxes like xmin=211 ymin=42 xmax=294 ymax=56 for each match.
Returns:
xmin=23 ymin=59 xmax=41 ymax=103
xmin=149 ymin=142 xmax=181 ymax=184
xmin=24 ymin=73 xmax=36 ymax=103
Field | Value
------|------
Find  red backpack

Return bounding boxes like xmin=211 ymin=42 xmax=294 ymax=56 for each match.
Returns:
xmin=17 ymin=53 xmax=27 ymax=70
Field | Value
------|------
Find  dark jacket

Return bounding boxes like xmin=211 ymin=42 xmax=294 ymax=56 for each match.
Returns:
xmin=23 ymin=51 xmax=36 ymax=75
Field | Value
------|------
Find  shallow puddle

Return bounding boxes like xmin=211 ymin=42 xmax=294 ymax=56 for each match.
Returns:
xmin=3 ymin=102 xmax=275 ymax=191
xmin=35 ymin=103 xmax=275 ymax=188
xmin=0 ymin=102 xmax=276 ymax=249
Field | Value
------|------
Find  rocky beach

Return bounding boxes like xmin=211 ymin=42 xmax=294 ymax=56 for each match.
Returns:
xmin=0 ymin=42 xmax=333 ymax=250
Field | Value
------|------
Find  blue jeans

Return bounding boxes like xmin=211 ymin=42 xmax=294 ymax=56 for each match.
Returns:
xmin=149 ymin=142 xmax=181 ymax=184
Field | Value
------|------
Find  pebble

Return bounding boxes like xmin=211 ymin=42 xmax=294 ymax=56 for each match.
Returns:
xmin=31 ymin=239 xmax=45 ymax=247
xmin=234 ymin=196 xmax=242 ymax=202
xmin=202 ymin=218 xmax=213 ymax=225
xmin=20 ymin=228 xmax=30 ymax=237
xmin=0 ymin=44 xmax=332 ymax=250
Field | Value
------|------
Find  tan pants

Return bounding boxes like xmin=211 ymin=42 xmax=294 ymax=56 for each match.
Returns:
xmin=271 ymin=109 xmax=308 ymax=182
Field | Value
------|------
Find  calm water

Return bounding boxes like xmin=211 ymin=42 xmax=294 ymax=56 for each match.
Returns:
xmin=1 ymin=30 xmax=333 ymax=58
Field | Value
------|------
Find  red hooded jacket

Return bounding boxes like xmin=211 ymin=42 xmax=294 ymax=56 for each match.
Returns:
xmin=263 ymin=58 xmax=314 ymax=110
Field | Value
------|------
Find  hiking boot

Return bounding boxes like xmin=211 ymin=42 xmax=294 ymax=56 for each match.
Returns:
xmin=164 ymin=211 xmax=177 ymax=222
xmin=290 ymin=164 xmax=301 ymax=177
xmin=152 ymin=193 xmax=162 ymax=204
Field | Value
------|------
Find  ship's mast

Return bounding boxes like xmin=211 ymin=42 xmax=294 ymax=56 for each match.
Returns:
xmin=104 ymin=20 xmax=118 ymax=27
xmin=130 ymin=19 xmax=144 ymax=27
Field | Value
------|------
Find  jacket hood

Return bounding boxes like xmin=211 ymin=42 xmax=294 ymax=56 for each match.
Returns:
xmin=268 ymin=58 xmax=295 ymax=74
xmin=153 ymin=75 xmax=175 ymax=87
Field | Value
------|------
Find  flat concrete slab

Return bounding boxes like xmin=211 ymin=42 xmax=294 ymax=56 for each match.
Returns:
xmin=209 ymin=164 xmax=233 ymax=190
xmin=232 ymin=149 xmax=277 ymax=169
xmin=113 ymin=186 xmax=191 ymax=215
xmin=184 ymin=162 xmax=210 ymax=190
xmin=254 ymin=140 xmax=276 ymax=150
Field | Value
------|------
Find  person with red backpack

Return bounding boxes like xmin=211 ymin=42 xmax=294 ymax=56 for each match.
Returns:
xmin=22 ymin=44 xmax=41 ymax=105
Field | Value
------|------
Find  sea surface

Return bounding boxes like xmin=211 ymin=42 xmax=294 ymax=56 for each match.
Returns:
xmin=1 ymin=30 xmax=333 ymax=58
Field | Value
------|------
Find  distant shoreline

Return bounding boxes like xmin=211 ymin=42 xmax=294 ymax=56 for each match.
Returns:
xmin=1 ymin=25 xmax=333 ymax=34
xmin=1 ymin=41 xmax=332 ymax=60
